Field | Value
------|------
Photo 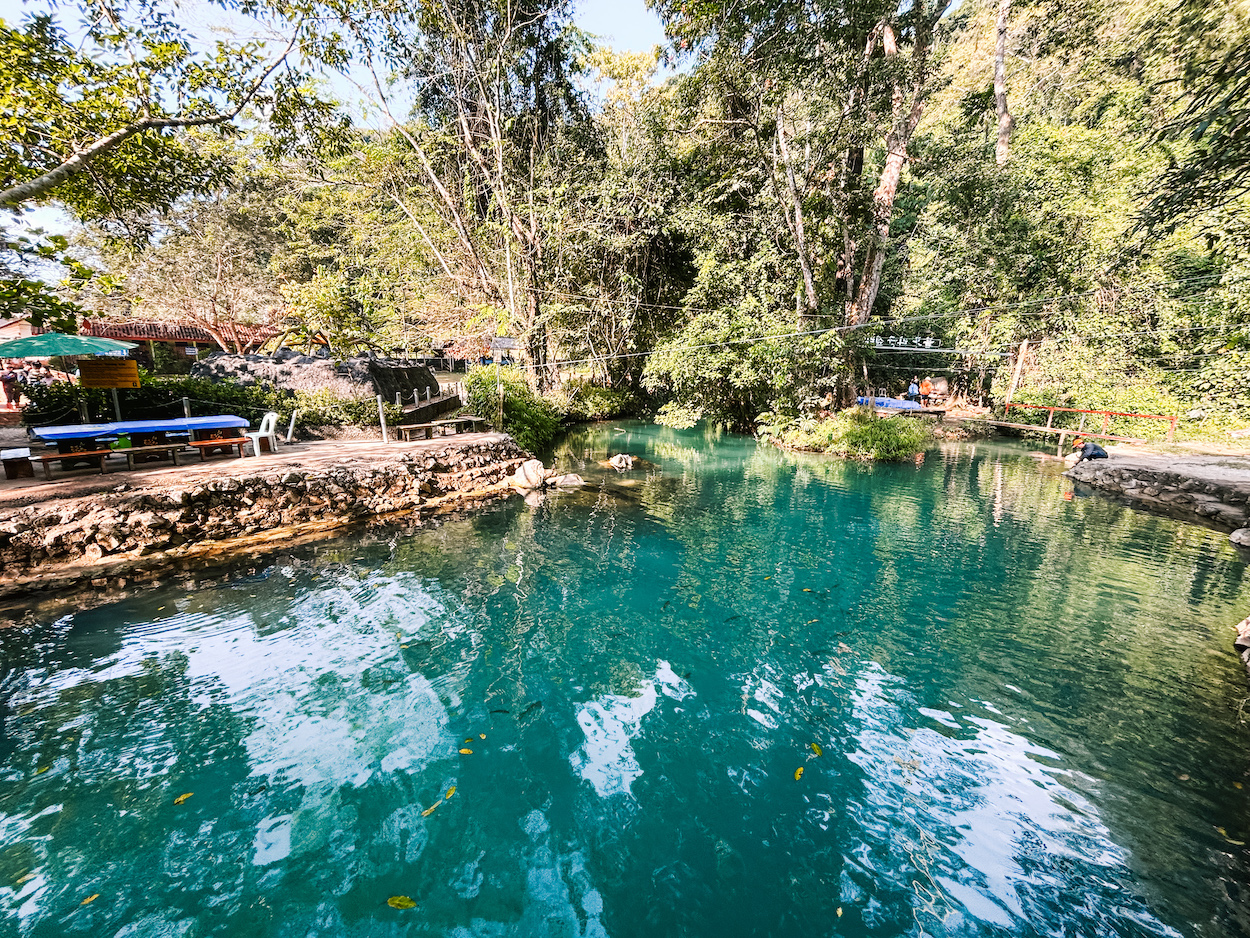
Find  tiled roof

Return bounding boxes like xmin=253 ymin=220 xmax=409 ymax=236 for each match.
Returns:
xmin=82 ymin=319 xmax=278 ymax=345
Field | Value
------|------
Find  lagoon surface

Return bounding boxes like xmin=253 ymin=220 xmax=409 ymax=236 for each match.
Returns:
xmin=2 ymin=422 xmax=1249 ymax=938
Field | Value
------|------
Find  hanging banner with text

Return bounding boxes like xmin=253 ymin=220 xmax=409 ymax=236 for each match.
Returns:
xmin=78 ymin=358 xmax=140 ymax=389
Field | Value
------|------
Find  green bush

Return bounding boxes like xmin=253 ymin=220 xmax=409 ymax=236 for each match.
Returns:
xmin=554 ymin=378 xmax=645 ymax=422
xmin=464 ymin=366 xmax=561 ymax=452
xmin=758 ymin=407 xmax=936 ymax=461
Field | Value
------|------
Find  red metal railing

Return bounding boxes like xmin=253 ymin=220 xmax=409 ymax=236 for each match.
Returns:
xmin=1004 ymin=402 xmax=1177 ymax=441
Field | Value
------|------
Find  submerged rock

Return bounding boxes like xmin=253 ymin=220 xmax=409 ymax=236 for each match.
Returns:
xmin=608 ymin=454 xmax=634 ymax=471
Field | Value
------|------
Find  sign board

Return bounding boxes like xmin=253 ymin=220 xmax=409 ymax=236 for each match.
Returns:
xmin=78 ymin=358 xmax=140 ymax=389
xmin=874 ymin=336 xmax=940 ymax=349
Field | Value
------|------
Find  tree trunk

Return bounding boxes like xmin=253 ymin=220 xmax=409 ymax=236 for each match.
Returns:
xmin=774 ymin=103 xmax=819 ymax=327
xmin=994 ymin=0 xmax=1015 ymax=166
xmin=847 ymin=17 xmax=933 ymax=326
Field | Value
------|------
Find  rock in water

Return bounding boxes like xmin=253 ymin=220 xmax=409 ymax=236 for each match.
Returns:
xmin=509 ymin=459 xmax=547 ymax=491
xmin=608 ymin=454 xmax=634 ymax=471
xmin=1232 ymin=528 xmax=1250 ymax=548
xmin=550 ymin=474 xmax=585 ymax=488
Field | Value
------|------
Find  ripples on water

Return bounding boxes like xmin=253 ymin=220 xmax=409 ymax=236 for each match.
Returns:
xmin=1 ymin=423 xmax=1249 ymax=937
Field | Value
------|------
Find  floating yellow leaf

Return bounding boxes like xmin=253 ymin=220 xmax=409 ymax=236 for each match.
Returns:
xmin=764 ymin=576 xmax=771 ymax=580
xmin=794 ymin=767 xmax=804 ymax=781
xmin=387 ymin=895 xmax=417 ymax=910
xmin=81 ymin=894 xmax=99 ymax=906
xmin=421 ymin=804 xmax=438 ymax=817
xmin=157 ymin=606 xmax=166 ymax=612
xmin=396 ymin=632 xmax=402 ymax=639
xmin=16 ymin=873 xmax=34 ymax=884
xmin=1235 ymin=782 xmax=1244 ymax=790
xmin=35 ymin=766 xmax=49 ymax=775
xmin=836 ymin=907 xmax=843 ymax=918
xmin=479 ymin=733 xmax=486 ymax=739
xmin=465 ymin=738 xmax=473 ymax=744
xmin=803 ymin=589 xmax=812 ymax=592
xmin=173 ymin=792 xmax=193 ymax=805
xmin=445 ymin=786 xmax=456 ymax=800
xmin=810 ymin=742 xmax=823 ymax=757
xmin=401 ymin=644 xmax=409 ymax=648
xmin=459 ymin=748 xmax=473 ymax=755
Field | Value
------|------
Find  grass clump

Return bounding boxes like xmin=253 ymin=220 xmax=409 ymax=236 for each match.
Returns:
xmin=758 ymin=407 xmax=936 ymax=461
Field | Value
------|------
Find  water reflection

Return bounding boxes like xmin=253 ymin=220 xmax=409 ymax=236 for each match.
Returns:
xmin=1 ymin=422 xmax=1248 ymax=937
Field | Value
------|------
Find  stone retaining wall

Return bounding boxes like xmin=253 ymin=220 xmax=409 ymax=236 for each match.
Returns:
xmin=1066 ymin=459 xmax=1249 ymax=536
xmin=0 ymin=438 xmax=528 ymax=603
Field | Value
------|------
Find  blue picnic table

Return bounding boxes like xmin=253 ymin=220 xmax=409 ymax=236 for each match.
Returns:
xmin=31 ymin=416 xmax=248 ymax=441
xmin=29 ymin=416 xmax=251 ymax=478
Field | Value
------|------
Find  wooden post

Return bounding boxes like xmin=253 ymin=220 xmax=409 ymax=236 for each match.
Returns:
xmin=110 ymin=388 xmax=122 ymax=422
xmin=285 ymin=410 xmax=298 ymax=444
xmin=1167 ymin=416 xmax=1176 ymax=442
xmin=182 ymin=397 xmax=191 ymax=419
xmin=395 ymin=392 xmax=401 ymax=406
xmin=1077 ymin=413 xmax=1086 ymax=434
xmin=1045 ymin=407 xmax=1054 ymax=429
xmin=1005 ymin=339 xmax=1028 ymax=405
xmin=377 ymin=395 xmax=389 ymax=443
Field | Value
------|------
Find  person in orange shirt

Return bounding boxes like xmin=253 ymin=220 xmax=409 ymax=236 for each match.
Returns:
xmin=919 ymin=376 xmax=934 ymax=406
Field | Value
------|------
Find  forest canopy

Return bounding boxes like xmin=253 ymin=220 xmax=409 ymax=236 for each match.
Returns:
xmin=1 ymin=0 xmax=1247 ymax=431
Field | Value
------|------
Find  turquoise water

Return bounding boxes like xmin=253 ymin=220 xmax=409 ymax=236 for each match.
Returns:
xmin=2 ymin=422 xmax=1249 ymax=938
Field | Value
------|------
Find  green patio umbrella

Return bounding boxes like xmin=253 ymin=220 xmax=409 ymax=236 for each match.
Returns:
xmin=0 ymin=333 xmax=137 ymax=357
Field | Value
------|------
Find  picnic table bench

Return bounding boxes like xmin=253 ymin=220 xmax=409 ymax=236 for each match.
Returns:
xmin=32 ymin=444 xmax=112 ymax=480
xmin=395 ymin=415 xmax=488 ymax=442
xmin=29 ymin=415 xmax=250 ymax=479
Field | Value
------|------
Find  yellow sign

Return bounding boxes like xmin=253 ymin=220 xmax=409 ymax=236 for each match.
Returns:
xmin=78 ymin=358 xmax=140 ymax=389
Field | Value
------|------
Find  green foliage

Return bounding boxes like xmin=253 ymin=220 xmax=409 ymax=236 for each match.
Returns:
xmin=0 ymin=5 xmax=348 ymax=216
xmin=463 ymin=366 xmax=561 ymax=452
xmin=552 ymin=379 xmax=646 ymax=422
xmin=993 ymin=342 xmax=1186 ymax=440
xmin=758 ymin=407 xmax=936 ymax=461
xmin=0 ymin=231 xmax=106 ymax=330
xmin=150 ymin=342 xmax=193 ymax=375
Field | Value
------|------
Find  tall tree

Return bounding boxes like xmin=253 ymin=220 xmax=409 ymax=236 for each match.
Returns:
xmin=993 ymin=0 xmax=1015 ymax=165
xmin=333 ymin=0 xmax=590 ymax=386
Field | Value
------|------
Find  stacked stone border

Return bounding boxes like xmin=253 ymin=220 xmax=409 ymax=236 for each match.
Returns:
xmin=0 ymin=438 xmax=528 ymax=610
xmin=1066 ymin=460 xmax=1249 ymax=538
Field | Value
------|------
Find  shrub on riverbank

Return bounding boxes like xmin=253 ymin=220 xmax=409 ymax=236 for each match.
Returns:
xmin=758 ymin=408 xmax=936 ymax=461
xmin=553 ymin=378 xmax=646 ymax=422
xmin=464 ymin=366 xmax=561 ymax=452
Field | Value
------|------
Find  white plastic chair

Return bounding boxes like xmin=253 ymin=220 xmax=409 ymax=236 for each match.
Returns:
xmin=245 ymin=411 xmax=280 ymax=457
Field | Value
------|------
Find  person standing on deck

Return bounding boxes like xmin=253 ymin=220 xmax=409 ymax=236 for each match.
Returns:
xmin=919 ymin=377 xmax=934 ymax=407
xmin=0 ymin=364 xmax=17 ymax=407
xmin=907 ymin=377 xmax=919 ymax=402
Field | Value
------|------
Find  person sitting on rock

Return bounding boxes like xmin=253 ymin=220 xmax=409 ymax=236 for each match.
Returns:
xmin=1071 ymin=438 xmax=1108 ymax=464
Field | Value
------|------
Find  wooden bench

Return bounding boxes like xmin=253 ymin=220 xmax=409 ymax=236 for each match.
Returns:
xmin=32 ymin=449 xmax=112 ymax=480
xmin=397 ymin=423 xmax=437 ymax=442
xmin=186 ymin=437 xmax=247 ymax=459
xmin=116 ymin=444 xmax=188 ymax=471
